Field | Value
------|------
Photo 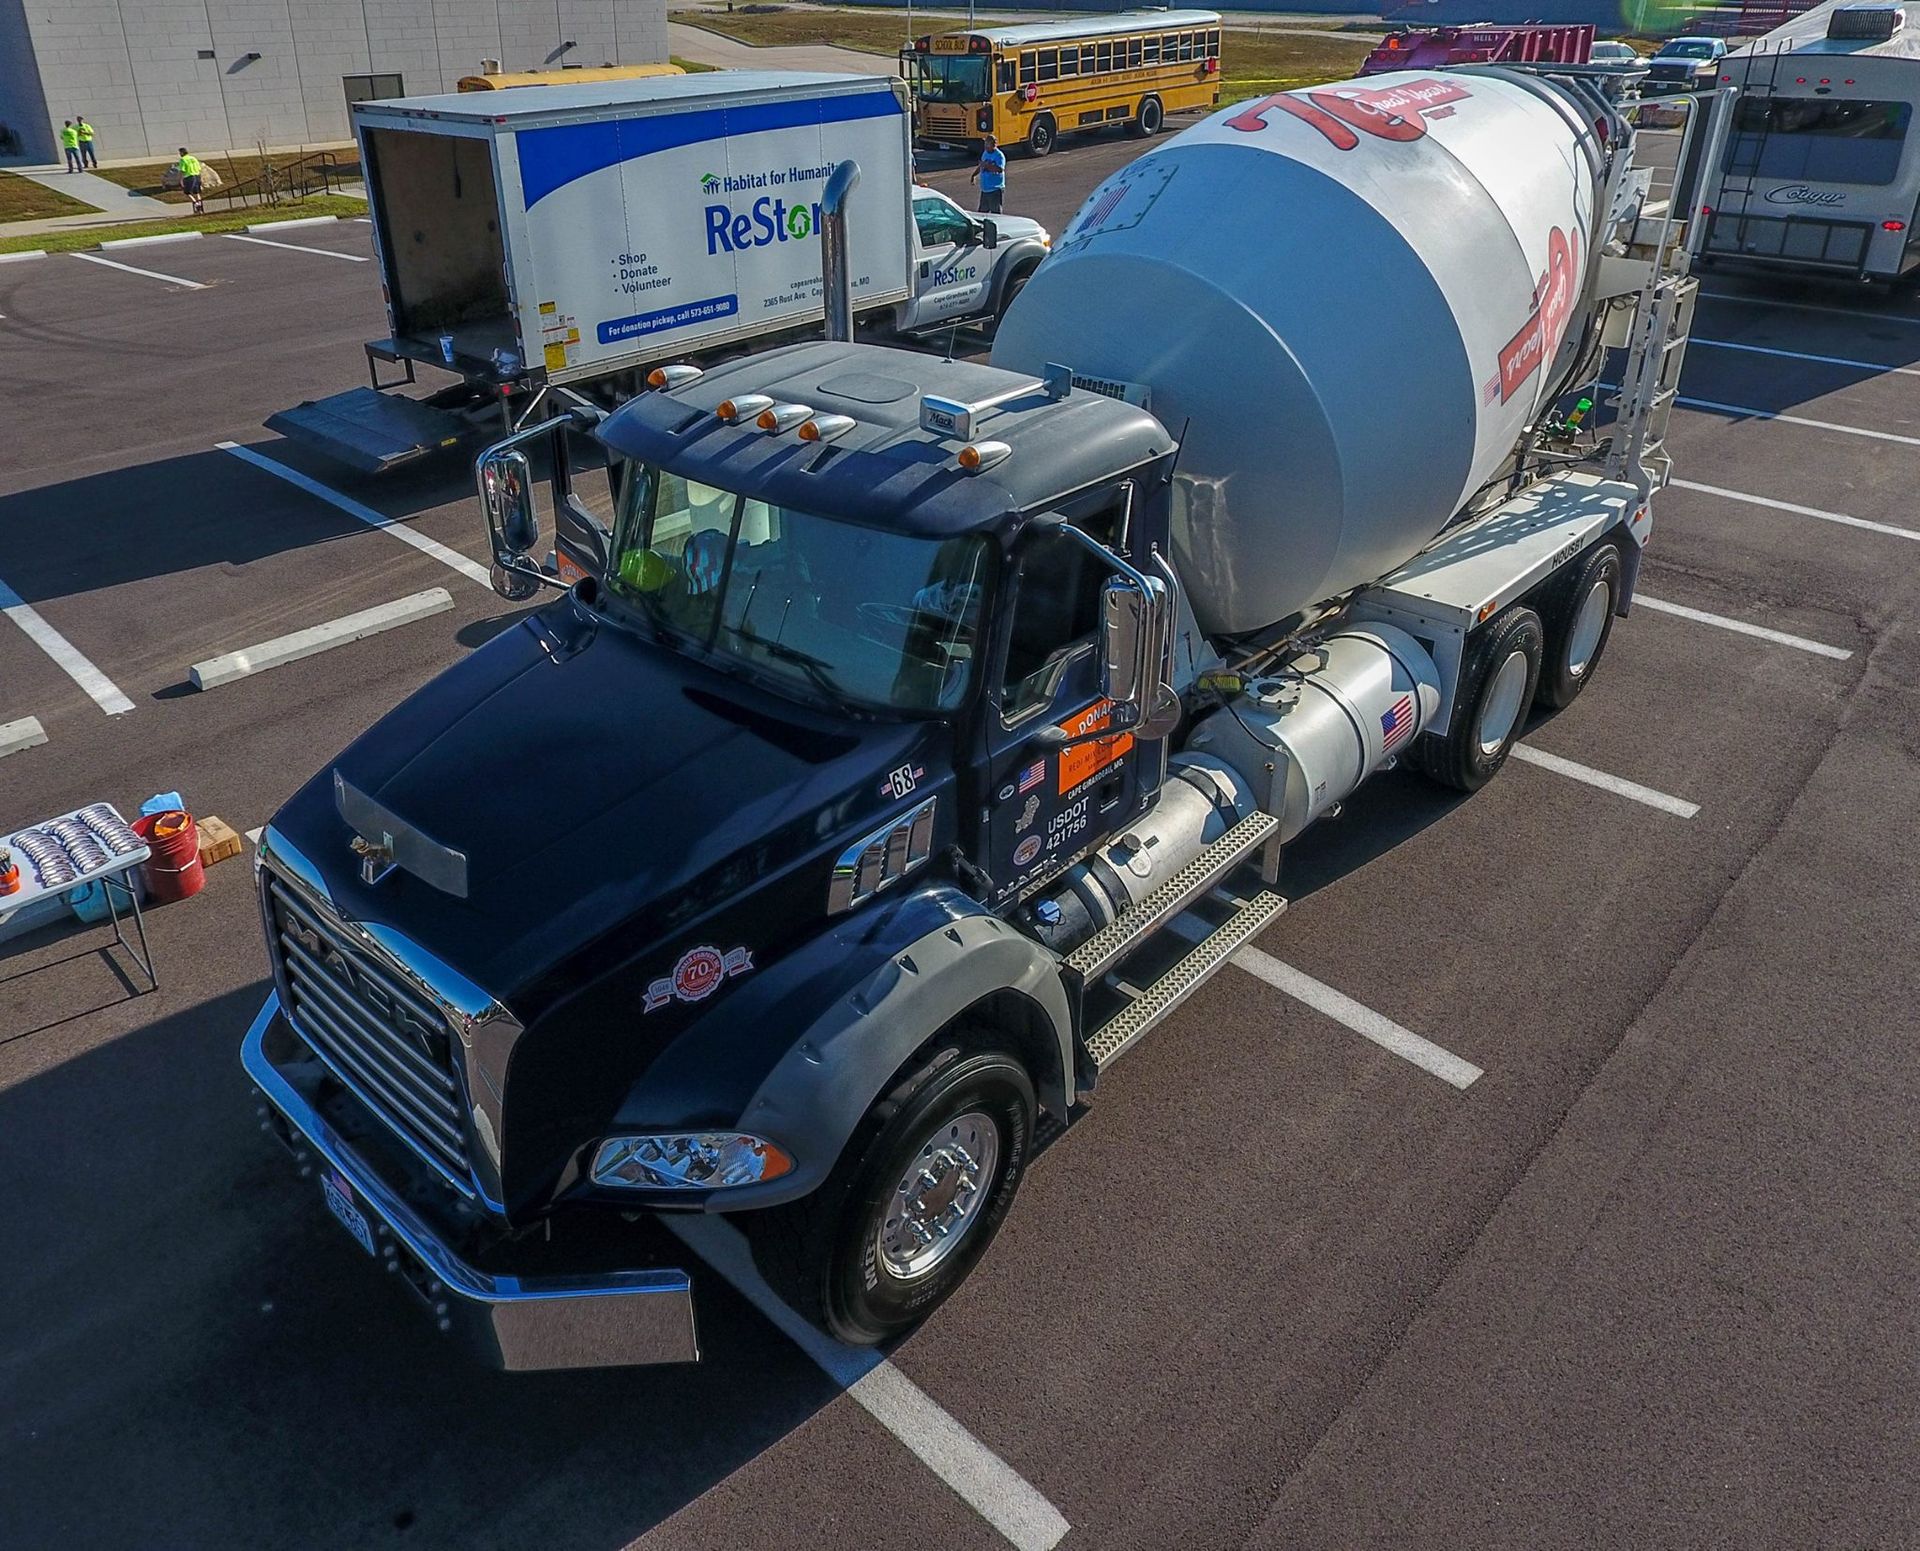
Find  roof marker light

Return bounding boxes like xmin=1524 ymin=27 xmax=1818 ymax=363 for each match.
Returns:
xmin=757 ymin=402 xmax=814 ymax=434
xmin=957 ymin=441 xmax=1012 ymax=474
xmin=647 ymin=364 xmax=702 ymax=391
xmin=1884 ymin=220 xmax=1907 ymax=231
xmin=798 ymin=414 xmax=856 ymax=443
xmin=716 ymin=394 xmax=773 ymax=424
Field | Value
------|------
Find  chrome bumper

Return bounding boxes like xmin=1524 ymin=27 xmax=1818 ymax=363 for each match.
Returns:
xmin=242 ymin=992 xmax=699 ymax=1371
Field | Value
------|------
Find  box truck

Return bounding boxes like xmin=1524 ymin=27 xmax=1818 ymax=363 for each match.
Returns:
xmin=269 ymin=72 xmax=1050 ymax=473
xmin=242 ymin=68 xmax=1717 ymax=1368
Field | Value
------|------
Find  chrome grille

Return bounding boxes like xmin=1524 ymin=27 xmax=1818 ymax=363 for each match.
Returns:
xmin=265 ymin=871 xmax=474 ymax=1194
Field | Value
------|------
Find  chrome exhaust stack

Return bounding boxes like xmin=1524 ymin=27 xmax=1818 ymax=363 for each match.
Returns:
xmin=820 ymin=159 xmax=860 ymax=344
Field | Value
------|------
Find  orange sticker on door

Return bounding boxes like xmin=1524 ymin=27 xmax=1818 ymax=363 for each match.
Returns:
xmin=1056 ymin=699 xmax=1133 ymax=794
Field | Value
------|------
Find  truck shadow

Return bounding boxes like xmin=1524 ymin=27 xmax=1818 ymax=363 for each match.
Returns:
xmin=0 ymin=981 xmax=845 ymax=1548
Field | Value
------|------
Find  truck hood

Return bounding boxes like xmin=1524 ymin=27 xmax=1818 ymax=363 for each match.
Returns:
xmin=994 ymin=213 xmax=1049 ymax=246
xmin=271 ymin=600 xmax=948 ymax=1012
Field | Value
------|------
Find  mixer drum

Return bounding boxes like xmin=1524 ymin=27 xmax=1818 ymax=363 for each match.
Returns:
xmin=992 ymin=69 xmax=1608 ymax=637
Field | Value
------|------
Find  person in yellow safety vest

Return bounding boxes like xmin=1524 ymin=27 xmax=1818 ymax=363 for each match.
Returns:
xmin=76 ymin=116 xmax=98 ymax=168
xmin=175 ymin=148 xmax=205 ymax=214
xmin=59 ymin=120 xmax=81 ymax=173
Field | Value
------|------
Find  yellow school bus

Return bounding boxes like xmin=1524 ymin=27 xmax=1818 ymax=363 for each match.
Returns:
xmin=456 ymin=63 xmax=685 ymax=91
xmin=902 ymin=10 xmax=1222 ymax=157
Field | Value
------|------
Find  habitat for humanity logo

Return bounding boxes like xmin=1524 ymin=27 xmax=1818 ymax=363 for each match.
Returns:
xmin=704 ymin=160 xmax=837 ymax=254
xmin=699 ymin=172 xmax=721 ymax=193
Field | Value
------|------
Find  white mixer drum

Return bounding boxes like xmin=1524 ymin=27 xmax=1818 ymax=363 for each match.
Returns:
xmin=992 ymin=70 xmax=1608 ymax=637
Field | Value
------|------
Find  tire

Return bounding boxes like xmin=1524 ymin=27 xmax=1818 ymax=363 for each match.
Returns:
xmin=1026 ymin=115 xmax=1056 ymax=158
xmin=989 ymin=270 xmax=1032 ymax=336
xmin=1129 ymin=96 xmax=1163 ymax=137
xmin=746 ymin=1040 xmax=1035 ymax=1345
xmin=1412 ymin=605 xmax=1544 ymax=793
xmin=1535 ymin=542 xmax=1622 ymax=710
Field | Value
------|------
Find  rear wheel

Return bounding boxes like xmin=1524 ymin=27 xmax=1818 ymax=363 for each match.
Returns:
xmin=1412 ymin=606 xmax=1543 ymax=793
xmin=1129 ymin=96 xmax=1164 ymax=137
xmin=746 ymin=1040 xmax=1035 ymax=1345
xmin=1027 ymin=115 xmax=1057 ymax=158
xmin=1535 ymin=542 xmax=1622 ymax=710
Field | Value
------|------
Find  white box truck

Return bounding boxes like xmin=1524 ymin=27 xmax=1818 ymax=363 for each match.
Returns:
xmin=269 ymin=72 xmax=1050 ymax=473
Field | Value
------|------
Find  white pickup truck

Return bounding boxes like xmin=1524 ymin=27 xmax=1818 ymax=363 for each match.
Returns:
xmin=267 ymin=72 xmax=1049 ymax=474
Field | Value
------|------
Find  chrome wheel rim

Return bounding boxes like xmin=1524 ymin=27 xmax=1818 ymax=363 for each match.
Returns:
xmin=877 ymin=1111 xmax=1000 ymax=1280
xmin=1477 ymin=649 xmax=1530 ymax=756
xmin=1566 ymin=576 xmax=1611 ymax=678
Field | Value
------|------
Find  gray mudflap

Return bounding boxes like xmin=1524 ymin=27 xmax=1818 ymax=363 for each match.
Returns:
xmin=264 ymin=387 xmax=475 ymax=475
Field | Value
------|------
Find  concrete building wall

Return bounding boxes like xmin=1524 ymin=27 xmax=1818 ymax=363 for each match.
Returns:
xmin=0 ymin=0 xmax=668 ymax=164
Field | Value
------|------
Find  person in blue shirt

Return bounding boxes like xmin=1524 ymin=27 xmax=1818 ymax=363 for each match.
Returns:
xmin=971 ymin=134 xmax=1006 ymax=215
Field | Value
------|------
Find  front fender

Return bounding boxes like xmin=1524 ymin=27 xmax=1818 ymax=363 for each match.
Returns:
xmin=733 ymin=902 xmax=1074 ymax=1206
xmin=988 ymin=241 xmax=1048 ymax=316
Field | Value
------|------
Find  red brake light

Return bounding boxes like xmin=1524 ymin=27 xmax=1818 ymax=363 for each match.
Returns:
xmin=1795 ymin=77 xmax=1807 ymax=84
xmin=1884 ymin=220 xmax=1906 ymax=231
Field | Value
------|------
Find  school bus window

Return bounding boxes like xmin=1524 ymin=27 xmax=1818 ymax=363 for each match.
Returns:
xmin=1208 ymin=30 xmax=1222 ymax=56
xmin=998 ymin=59 xmax=1016 ymax=91
xmin=1183 ymin=33 xmax=1198 ymax=60
xmin=1143 ymin=35 xmax=1159 ymax=62
xmin=1128 ymin=38 xmax=1143 ymax=66
xmin=1059 ymin=46 xmax=1079 ymax=77
xmin=1037 ymin=47 xmax=1058 ymax=81
xmin=1096 ymin=42 xmax=1113 ymax=71
xmin=1020 ymin=50 xmax=1036 ymax=85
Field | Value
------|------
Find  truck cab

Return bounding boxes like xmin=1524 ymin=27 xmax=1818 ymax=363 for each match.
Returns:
xmin=895 ymin=184 xmax=1050 ymax=335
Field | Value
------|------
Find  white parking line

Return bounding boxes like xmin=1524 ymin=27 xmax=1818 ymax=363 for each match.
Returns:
xmin=1509 ymin=744 xmax=1700 ymax=819
xmin=1690 ymin=336 xmax=1920 ymax=379
xmin=1670 ymin=477 xmax=1920 ymax=543
xmin=190 ymin=588 xmax=454 ymax=689
xmin=70 ymin=251 xmax=208 ymax=290
xmin=0 ymin=576 xmax=135 ymax=715
xmin=1231 ymin=945 xmax=1484 ymax=1089
xmin=217 ymin=442 xmax=492 ymax=588
xmin=1700 ymin=289 xmax=1920 ymax=327
xmin=0 ymin=716 xmax=49 ymax=759
xmin=224 ymin=232 xmax=368 ymax=262
xmin=666 ymin=1215 xmax=1070 ymax=1551
xmin=1634 ymin=592 xmax=1853 ymax=660
xmin=1674 ymin=392 xmax=1920 ymax=448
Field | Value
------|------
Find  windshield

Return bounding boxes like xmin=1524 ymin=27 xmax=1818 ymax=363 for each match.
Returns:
xmin=607 ymin=461 xmax=989 ymax=716
xmin=910 ymin=54 xmax=991 ymax=103
xmin=1658 ymin=40 xmax=1714 ymax=58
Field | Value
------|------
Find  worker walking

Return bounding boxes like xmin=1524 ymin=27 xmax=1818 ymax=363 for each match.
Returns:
xmin=971 ymin=133 xmax=1006 ymax=216
xmin=175 ymin=147 xmax=205 ymax=215
xmin=59 ymin=120 xmax=81 ymax=173
xmin=76 ymin=116 xmax=98 ymax=168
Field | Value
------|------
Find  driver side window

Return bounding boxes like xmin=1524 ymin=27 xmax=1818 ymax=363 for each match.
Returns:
xmin=913 ymin=196 xmax=974 ymax=248
xmin=1000 ymin=525 xmax=1108 ymax=723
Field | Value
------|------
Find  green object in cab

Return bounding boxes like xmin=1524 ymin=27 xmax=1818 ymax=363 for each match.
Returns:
xmin=618 ymin=548 xmax=673 ymax=592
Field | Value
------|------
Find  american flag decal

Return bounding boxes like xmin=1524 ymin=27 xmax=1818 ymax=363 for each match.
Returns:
xmin=1017 ymin=759 xmax=1046 ymax=794
xmin=1077 ymin=180 xmax=1128 ymax=236
xmin=1381 ymin=695 xmax=1414 ymax=750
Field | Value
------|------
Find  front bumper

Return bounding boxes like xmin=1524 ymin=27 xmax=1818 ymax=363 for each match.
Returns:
xmin=242 ymin=992 xmax=699 ymax=1371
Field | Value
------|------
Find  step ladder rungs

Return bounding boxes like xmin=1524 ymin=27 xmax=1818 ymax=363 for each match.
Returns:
xmin=1084 ymin=890 xmax=1287 ymax=1071
xmin=1064 ymin=811 xmax=1280 ymax=985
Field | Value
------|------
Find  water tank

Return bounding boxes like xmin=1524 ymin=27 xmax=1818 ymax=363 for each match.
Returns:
xmin=992 ymin=70 xmax=1609 ymax=637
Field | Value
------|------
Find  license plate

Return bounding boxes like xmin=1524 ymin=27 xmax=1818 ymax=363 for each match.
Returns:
xmin=321 ymin=1167 xmax=378 ymax=1258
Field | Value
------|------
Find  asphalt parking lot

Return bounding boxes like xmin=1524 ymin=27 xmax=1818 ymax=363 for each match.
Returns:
xmin=4 ymin=123 xmax=1920 ymax=1551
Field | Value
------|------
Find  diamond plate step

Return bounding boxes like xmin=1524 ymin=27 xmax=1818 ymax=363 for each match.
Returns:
xmin=1064 ymin=812 xmax=1279 ymax=987
xmin=1084 ymin=890 xmax=1287 ymax=1071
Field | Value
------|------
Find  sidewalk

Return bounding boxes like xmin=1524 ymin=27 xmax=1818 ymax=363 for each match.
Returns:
xmin=10 ymin=165 xmax=171 ymax=218
xmin=666 ymin=20 xmax=895 ymax=73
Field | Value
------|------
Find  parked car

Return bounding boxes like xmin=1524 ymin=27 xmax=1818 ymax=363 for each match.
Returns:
xmin=1644 ymin=36 xmax=1727 ymax=95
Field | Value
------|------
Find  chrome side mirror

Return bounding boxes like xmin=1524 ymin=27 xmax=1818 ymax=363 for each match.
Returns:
xmin=1100 ymin=576 xmax=1152 ymax=721
xmin=483 ymin=449 xmax=538 ymax=557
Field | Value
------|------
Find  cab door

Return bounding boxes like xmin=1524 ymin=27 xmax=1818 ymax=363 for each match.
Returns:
xmin=979 ymin=519 xmax=1155 ymax=906
xmin=908 ymin=193 xmax=993 ymax=328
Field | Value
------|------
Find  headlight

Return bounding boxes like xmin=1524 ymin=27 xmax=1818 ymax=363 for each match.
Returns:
xmin=591 ymin=1133 xmax=795 ymax=1190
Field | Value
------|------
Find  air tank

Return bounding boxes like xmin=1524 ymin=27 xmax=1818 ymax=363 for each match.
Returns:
xmin=991 ymin=70 xmax=1612 ymax=637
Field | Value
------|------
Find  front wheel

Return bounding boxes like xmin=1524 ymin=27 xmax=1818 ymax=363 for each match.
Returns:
xmin=748 ymin=1043 xmax=1035 ymax=1345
